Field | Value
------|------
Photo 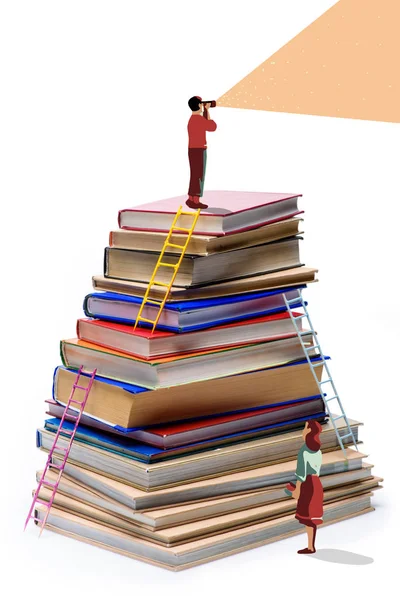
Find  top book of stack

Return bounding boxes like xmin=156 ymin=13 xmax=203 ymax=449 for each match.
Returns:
xmin=118 ymin=190 xmax=302 ymax=236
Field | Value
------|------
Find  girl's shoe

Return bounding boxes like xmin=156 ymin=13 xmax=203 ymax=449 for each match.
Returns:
xmin=297 ymin=548 xmax=316 ymax=554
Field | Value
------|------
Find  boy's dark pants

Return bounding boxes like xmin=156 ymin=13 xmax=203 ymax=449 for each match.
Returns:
xmin=188 ymin=148 xmax=207 ymax=197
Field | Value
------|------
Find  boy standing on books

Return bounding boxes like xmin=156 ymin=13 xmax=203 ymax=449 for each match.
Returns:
xmin=186 ymin=96 xmax=217 ymax=210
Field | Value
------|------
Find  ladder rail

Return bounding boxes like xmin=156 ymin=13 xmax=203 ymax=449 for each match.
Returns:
xmin=134 ymin=206 xmax=201 ymax=333
xmin=283 ymin=290 xmax=358 ymax=456
xmin=24 ymin=366 xmax=97 ymax=535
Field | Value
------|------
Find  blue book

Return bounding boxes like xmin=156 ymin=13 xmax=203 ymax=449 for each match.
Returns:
xmin=83 ymin=286 xmax=305 ymax=332
xmin=39 ymin=409 xmax=327 ymax=463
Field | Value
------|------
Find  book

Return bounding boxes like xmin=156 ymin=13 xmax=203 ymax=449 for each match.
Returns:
xmin=53 ymin=360 xmax=324 ymax=429
xmin=53 ymin=448 xmax=367 ymax=510
xmin=110 ymin=217 xmax=303 ymax=255
xmin=36 ymin=479 xmax=380 ymax=545
xmin=103 ymin=238 xmax=302 ymax=287
xmin=38 ymin=417 xmax=361 ymax=489
xmin=60 ymin=335 xmax=317 ymax=389
xmin=37 ymin=464 xmax=378 ymax=528
xmin=34 ymin=495 xmax=374 ymax=570
xmin=92 ymin=266 xmax=318 ymax=300
xmin=118 ymin=191 xmax=303 ymax=236
xmin=112 ymin=397 xmax=326 ymax=449
xmin=46 ymin=395 xmax=324 ymax=442
xmin=83 ymin=286 xmax=304 ymax=333
xmin=76 ymin=312 xmax=304 ymax=358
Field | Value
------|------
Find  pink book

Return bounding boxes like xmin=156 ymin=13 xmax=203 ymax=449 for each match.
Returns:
xmin=118 ymin=190 xmax=303 ymax=236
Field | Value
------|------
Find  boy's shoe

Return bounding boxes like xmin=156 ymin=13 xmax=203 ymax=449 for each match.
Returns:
xmin=185 ymin=198 xmax=208 ymax=210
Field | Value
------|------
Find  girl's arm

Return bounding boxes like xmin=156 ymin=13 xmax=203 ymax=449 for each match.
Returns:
xmin=292 ymin=480 xmax=302 ymax=500
xmin=292 ymin=446 xmax=306 ymax=499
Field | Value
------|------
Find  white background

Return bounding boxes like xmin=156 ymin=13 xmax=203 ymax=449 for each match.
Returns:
xmin=1 ymin=1 xmax=397 ymax=598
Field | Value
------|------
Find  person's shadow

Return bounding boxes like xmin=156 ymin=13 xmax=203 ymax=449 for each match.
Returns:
xmin=204 ymin=207 xmax=232 ymax=215
xmin=308 ymin=549 xmax=374 ymax=565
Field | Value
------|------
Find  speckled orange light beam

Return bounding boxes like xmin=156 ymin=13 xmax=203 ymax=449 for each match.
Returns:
xmin=218 ymin=0 xmax=400 ymax=123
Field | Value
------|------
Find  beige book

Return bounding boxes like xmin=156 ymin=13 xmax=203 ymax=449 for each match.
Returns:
xmin=60 ymin=334 xmax=316 ymax=390
xmin=35 ymin=494 xmax=374 ymax=570
xmin=109 ymin=218 xmax=303 ymax=256
xmin=92 ymin=266 xmax=318 ymax=300
xmin=104 ymin=239 xmax=302 ymax=287
xmin=45 ymin=449 xmax=368 ymax=511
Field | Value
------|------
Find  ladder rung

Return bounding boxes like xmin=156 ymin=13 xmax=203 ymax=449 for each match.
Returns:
xmin=340 ymin=432 xmax=354 ymax=440
xmin=64 ymin=413 xmax=79 ymax=420
xmin=311 ymin=361 xmax=325 ymax=368
xmin=178 ymin=210 xmax=200 ymax=216
xmin=35 ymin=498 xmax=50 ymax=507
xmin=332 ymin=415 xmax=345 ymax=422
xmin=68 ymin=399 xmax=84 ymax=406
xmin=326 ymin=395 xmax=339 ymax=402
xmin=152 ymin=281 xmax=171 ymax=287
xmin=306 ymin=345 xmax=320 ymax=352
xmin=49 ymin=463 xmax=64 ymax=470
xmin=159 ymin=262 xmax=178 ymax=268
xmin=73 ymin=385 xmax=88 ymax=391
xmin=172 ymin=227 xmax=191 ymax=232
xmin=293 ymin=315 xmax=304 ymax=321
xmin=137 ymin=317 xmax=156 ymax=324
xmin=299 ymin=330 xmax=314 ymax=336
xmin=30 ymin=515 xmax=44 ymax=524
xmin=320 ymin=379 xmax=332 ymax=385
xmin=166 ymin=243 xmax=186 ymax=249
xmin=53 ymin=445 xmax=68 ymax=453
xmin=42 ymin=480 xmax=57 ymax=487
xmin=287 ymin=296 xmax=303 ymax=304
xmin=144 ymin=299 xmax=163 ymax=306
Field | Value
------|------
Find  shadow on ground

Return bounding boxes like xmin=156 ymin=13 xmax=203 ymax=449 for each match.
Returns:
xmin=309 ymin=549 xmax=374 ymax=565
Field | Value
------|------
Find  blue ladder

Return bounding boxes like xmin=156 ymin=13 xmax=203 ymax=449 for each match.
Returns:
xmin=283 ymin=289 xmax=358 ymax=456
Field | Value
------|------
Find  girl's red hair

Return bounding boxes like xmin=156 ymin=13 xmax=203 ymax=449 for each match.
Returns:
xmin=305 ymin=420 xmax=322 ymax=451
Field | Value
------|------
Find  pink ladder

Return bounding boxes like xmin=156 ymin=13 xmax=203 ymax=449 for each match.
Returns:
xmin=24 ymin=366 xmax=97 ymax=535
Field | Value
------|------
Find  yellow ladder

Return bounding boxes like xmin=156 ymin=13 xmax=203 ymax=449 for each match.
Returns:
xmin=134 ymin=206 xmax=201 ymax=333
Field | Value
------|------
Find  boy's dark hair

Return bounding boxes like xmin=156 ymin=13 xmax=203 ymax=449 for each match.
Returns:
xmin=188 ymin=96 xmax=202 ymax=111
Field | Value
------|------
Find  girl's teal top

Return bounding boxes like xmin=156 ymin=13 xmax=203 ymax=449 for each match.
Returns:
xmin=295 ymin=443 xmax=322 ymax=482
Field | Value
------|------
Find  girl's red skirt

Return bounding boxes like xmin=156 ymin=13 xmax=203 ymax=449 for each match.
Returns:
xmin=295 ymin=474 xmax=324 ymax=526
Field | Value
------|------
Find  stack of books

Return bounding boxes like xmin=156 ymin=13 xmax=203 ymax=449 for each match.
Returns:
xmin=33 ymin=191 xmax=382 ymax=570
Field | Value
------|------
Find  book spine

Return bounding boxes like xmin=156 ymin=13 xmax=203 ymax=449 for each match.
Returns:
xmin=59 ymin=340 xmax=68 ymax=367
xmin=103 ymin=247 xmax=109 ymax=277
xmin=52 ymin=366 xmax=59 ymax=400
xmin=83 ymin=294 xmax=93 ymax=317
xmin=36 ymin=429 xmax=42 ymax=449
xmin=109 ymin=231 xmax=113 ymax=246
xmin=76 ymin=318 xmax=81 ymax=339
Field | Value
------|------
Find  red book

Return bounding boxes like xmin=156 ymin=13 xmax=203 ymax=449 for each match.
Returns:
xmin=77 ymin=311 xmax=302 ymax=359
xmin=134 ymin=398 xmax=325 ymax=448
xmin=118 ymin=190 xmax=302 ymax=236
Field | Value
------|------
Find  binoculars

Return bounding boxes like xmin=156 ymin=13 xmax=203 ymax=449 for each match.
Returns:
xmin=201 ymin=100 xmax=217 ymax=107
